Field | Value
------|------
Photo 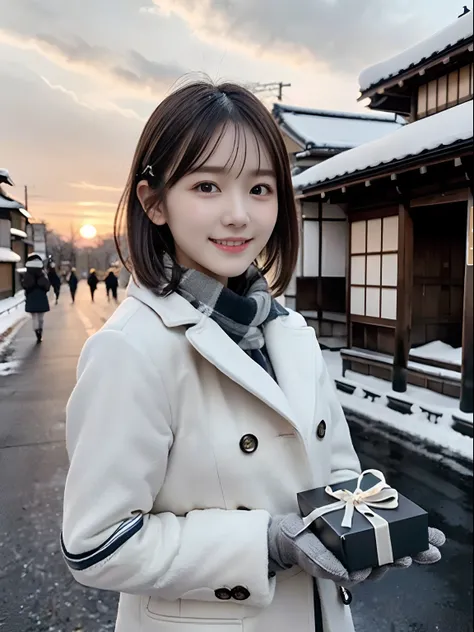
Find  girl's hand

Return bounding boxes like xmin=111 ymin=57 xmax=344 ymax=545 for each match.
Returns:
xmin=344 ymin=527 xmax=446 ymax=587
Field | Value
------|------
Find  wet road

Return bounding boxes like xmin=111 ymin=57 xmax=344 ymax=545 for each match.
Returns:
xmin=0 ymin=285 xmax=472 ymax=632
xmin=349 ymin=414 xmax=473 ymax=632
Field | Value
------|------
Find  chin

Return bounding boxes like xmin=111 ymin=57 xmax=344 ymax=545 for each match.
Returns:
xmin=201 ymin=257 xmax=254 ymax=281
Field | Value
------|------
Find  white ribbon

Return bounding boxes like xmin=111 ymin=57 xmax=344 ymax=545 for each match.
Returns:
xmin=296 ymin=469 xmax=399 ymax=566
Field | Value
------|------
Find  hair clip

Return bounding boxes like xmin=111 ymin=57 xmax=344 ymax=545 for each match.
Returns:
xmin=142 ymin=164 xmax=155 ymax=178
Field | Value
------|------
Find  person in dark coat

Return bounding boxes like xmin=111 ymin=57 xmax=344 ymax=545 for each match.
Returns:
xmin=22 ymin=253 xmax=50 ymax=343
xmin=105 ymin=269 xmax=119 ymax=302
xmin=68 ymin=269 xmax=79 ymax=304
xmin=48 ymin=262 xmax=61 ymax=305
xmin=87 ymin=269 xmax=99 ymax=302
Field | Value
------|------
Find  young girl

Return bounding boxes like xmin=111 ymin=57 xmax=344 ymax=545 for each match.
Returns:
xmin=61 ymin=81 xmax=444 ymax=632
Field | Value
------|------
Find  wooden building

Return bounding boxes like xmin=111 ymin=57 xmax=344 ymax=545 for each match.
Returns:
xmin=273 ymin=106 xmax=402 ymax=344
xmin=0 ymin=169 xmax=31 ymax=299
xmin=293 ymin=12 xmax=473 ymax=421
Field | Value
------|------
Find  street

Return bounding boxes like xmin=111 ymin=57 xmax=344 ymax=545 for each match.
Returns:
xmin=0 ymin=285 xmax=472 ymax=632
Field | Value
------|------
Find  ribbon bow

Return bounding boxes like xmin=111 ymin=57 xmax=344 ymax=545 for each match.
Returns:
xmin=296 ymin=469 xmax=399 ymax=566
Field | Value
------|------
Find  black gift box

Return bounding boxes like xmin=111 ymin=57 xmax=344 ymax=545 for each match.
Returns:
xmin=297 ymin=473 xmax=429 ymax=573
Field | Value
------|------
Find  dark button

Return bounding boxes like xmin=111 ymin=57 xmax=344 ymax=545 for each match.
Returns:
xmin=231 ymin=586 xmax=250 ymax=601
xmin=237 ymin=505 xmax=251 ymax=511
xmin=339 ymin=586 xmax=352 ymax=605
xmin=316 ymin=420 xmax=327 ymax=439
xmin=214 ymin=588 xmax=232 ymax=600
xmin=239 ymin=434 xmax=258 ymax=453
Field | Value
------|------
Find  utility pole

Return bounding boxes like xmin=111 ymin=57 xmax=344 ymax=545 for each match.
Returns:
xmin=24 ymin=185 xmax=28 ymax=210
xmin=250 ymin=81 xmax=291 ymax=102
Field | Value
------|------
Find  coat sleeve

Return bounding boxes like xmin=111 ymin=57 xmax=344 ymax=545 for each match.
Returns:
xmin=62 ymin=329 xmax=274 ymax=607
xmin=317 ymin=343 xmax=361 ymax=485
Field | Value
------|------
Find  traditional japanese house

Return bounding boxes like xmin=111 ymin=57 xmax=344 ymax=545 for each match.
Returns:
xmin=0 ymin=169 xmax=31 ymax=298
xmin=273 ymin=104 xmax=403 ymax=174
xmin=292 ymin=12 xmax=473 ymax=425
xmin=273 ymin=106 xmax=403 ymax=344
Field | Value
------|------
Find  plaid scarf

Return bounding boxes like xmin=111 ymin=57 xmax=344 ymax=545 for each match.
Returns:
xmin=167 ymin=257 xmax=288 ymax=378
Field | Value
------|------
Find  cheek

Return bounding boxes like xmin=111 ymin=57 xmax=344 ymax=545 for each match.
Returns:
xmin=257 ymin=201 xmax=279 ymax=234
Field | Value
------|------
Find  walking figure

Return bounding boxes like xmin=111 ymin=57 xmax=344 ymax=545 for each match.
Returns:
xmin=68 ymin=269 xmax=78 ymax=304
xmin=105 ymin=269 xmax=119 ymax=302
xmin=22 ymin=253 xmax=50 ymax=343
xmin=87 ymin=269 xmax=99 ymax=302
xmin=48 ymin=262 xmax=61 ymax=305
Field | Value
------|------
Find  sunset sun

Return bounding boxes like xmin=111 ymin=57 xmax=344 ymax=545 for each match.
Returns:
xmin=79 ymin=224 xmax=97 ymax=240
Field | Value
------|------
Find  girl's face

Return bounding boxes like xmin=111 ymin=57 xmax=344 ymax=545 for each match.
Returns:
xmin=138 ymin=125 xmax=279 ymax=286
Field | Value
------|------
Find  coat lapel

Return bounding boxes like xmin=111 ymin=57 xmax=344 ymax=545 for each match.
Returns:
xmin=186 ymin=314 xmax=317 ymax=446
xmin=128 ymin=280 xmax=317 ymax=446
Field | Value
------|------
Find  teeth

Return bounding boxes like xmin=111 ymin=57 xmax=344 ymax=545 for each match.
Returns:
xmin=213 ymin=240 xmax=247 ymax=246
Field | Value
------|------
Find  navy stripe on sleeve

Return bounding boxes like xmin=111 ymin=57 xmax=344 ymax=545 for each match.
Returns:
xmin=61 ymin=513 xmax=144 ymax=571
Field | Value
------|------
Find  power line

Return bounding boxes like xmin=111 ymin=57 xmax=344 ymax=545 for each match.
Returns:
xmin=249 ymin=81 xmax=291 ymax=102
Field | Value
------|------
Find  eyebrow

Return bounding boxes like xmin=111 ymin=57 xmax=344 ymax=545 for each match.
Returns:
xmin=190 ymin=166 xmax=276 ymax=177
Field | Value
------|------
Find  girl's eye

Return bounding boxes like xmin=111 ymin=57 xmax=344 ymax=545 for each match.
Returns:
xmin=251 ymin=184 xmax=272 ymax=196
xmin=195 ymin=182 xmax=219 ymax=193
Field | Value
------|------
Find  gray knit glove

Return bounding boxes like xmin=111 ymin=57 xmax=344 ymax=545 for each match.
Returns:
xmin=268 ymin=515 xmax=446 ymax=589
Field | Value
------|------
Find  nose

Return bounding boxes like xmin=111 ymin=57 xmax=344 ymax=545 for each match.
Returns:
xmin=222 ymin=192 xmax=249 ymax=228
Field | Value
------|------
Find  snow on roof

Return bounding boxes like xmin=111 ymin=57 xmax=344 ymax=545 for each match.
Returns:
xmin=360 ymin=12 xmax=473 ymax=93
xmin=293 ymin=100 xmax=473 ymax=192
xmin=0 ymin=191 xmax=29 ymax=218
xmin=0 ymin=247 xmax=21 ymax=264
xmin=0 ymin=169 xmax=14 ymax=186
xmin=273 ymin=103 xmax=403 ymax=151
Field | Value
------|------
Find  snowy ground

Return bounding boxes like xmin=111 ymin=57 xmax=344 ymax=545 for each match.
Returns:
xmin=324 ymin=349 xmax=473 ymax=464
xmin=0 ymin=292 xmax=27 ymax=375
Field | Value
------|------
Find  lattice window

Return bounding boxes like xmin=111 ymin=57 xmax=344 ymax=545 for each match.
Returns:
xmin=350 ymin=216 xmax=399 ymax=320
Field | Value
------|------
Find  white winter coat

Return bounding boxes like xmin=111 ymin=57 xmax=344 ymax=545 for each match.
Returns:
xmin=62 ymin=280 xmax=361 ymax=632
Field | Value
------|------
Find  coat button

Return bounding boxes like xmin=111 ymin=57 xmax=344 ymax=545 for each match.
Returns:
xmin=231 ymin=586 xmax=250 ymax=601
xmin=316 ymin=420 xmax=327 ymax=439
xmin=214 ymin=588 xmax=232 ymax=600
xmin=239 ymin=434 xmax=258 ymax=453
xmin=339 ymin=586 xmax=352 ymax=605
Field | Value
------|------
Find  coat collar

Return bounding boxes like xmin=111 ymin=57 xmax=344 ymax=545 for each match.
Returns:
xmin=128 ymin=280 xmax=316 ymax=446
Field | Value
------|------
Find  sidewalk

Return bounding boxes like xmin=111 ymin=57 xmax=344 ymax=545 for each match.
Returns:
xmin=0 ymin=283 xmax=119 ymax=632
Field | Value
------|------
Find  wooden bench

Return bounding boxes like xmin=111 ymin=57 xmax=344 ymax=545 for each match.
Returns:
xmin=341 ymin=347 xmax=461 ymax=399
xmin=334 ymin=378 xmax=382 ymax=402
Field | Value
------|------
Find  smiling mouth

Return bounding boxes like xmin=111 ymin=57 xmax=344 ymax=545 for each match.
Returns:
xmin=209 ymin=238 xmax=253 ymax=253
xmin=209 ymin=238 xmax=252 ymax=246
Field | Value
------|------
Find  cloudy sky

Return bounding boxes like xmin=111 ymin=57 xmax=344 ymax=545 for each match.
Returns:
xmin=0 ymin=0 xmax=469 ymax=237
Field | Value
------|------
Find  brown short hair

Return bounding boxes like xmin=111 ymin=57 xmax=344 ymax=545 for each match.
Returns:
xmin=114 ymin=79 xmax=299 ymax=297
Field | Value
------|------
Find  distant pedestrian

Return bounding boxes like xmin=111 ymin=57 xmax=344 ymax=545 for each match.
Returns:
xmin=48 ymin=262 xmax=61 ymax=305
xmin=105 ymin=269 xmax=119 ymax=302
xmin=68 ymin=269 xmax=79 ymax=304
xmin=87 ymin=269 xmax=99 ymax=302
xmin=22 ymin=253 xmax=50 ymax=343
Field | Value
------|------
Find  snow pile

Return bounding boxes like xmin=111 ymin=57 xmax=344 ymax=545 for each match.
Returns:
xmin=0 ymin=293 xmax=26 ymax=338
xmin=359 ymin=12 xmax=473 ymax=92
xmin=323 ymin=349 xmax=473 ymax=463
xmin=293 ymin=100 xmax=473 ymax=191
xmin=411 ymin=340 xmax=462 ymax=366
xmin=0 ymin=247 xmax=21 ymax=263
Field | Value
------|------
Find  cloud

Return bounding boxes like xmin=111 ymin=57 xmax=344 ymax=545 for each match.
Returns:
xmin=40 ymin=76 xmax=147 ymax=121
xmin=76 ymin=201 xmax=118 ymax=207
xmin=69 ymin=182 xmax=124 ymax=193
xmin=148 ymin=0 xmax=443 ymax=74
xmin=0 ymin=27 xmax=186 ymax=100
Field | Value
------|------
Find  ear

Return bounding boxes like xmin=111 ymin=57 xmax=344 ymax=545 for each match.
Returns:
xmin=136 ymin=180 xmax=166 ymax=226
